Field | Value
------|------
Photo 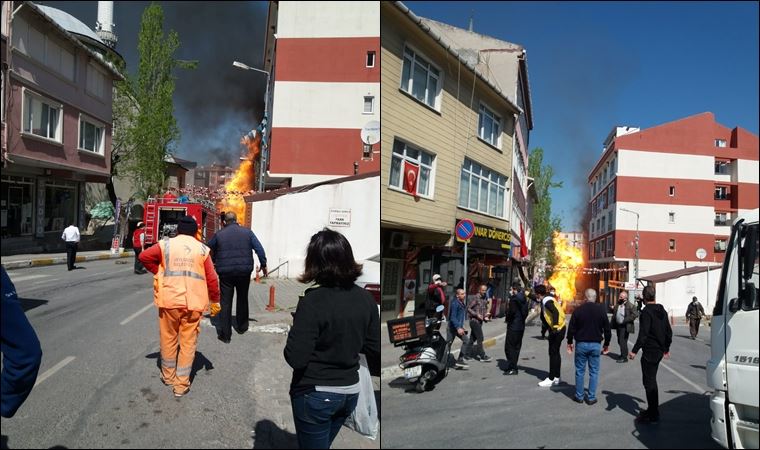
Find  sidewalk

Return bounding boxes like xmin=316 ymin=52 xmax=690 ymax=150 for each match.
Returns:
xmin=1 ymin=249 xmax=133 ymax=270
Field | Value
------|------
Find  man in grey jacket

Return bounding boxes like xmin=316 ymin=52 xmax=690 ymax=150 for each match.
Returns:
xmin=610 ymin=291 xmax=637 ymax=363
xmin=467 ymin=285 xmax=492 ymax=362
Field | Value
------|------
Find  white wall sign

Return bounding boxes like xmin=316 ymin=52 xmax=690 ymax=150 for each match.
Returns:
xmin=328 ymin=208 xmax=351 ymax=227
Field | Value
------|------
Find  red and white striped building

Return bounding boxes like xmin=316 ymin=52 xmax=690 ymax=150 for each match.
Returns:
xmin=588 ymin=112 xmax=759 ymax=302
xmin=263 ymin=1 xmax=380 ymax=188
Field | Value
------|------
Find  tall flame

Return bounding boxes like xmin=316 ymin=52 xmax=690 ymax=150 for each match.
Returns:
xmin=216 ymin=132 xmax=261 ymax=220
xmin=548 ymin=231 xmax=584 ymax=309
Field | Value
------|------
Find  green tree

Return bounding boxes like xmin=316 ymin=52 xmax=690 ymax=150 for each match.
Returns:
xmin=520 ymin=147 xmax=563 ymax=285
xmin=113 ymin=3 xmax=196 ymax=201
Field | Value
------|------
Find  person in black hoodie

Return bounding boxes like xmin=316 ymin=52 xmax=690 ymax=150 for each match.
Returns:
xmin=504 ymin=282 xmax=529 ymax=375
xmin=629 ymin=285 xmax=672 ymax=424
xmin=284 ymin=228 xmax=380 ymax=449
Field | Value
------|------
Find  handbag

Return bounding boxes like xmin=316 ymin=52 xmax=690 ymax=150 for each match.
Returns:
xmin=343 ymin=353 xmax=379 ymax=440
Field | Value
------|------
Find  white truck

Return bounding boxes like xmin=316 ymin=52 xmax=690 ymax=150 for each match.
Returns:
xmin=707 ymin=208 xmax=759 ymax=449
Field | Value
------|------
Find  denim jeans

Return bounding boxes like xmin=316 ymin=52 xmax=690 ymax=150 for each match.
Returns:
xmin=291 ymin=391 xmax=359 ymax=449
xmin=574 ymin=341 xmax=602 ymax=401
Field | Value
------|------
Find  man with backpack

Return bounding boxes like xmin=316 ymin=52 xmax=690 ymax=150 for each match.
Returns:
xmin=504 ymin=282 xmax=529 ymax=375
xmin=536 ymin=285 xmax=566 ymax=387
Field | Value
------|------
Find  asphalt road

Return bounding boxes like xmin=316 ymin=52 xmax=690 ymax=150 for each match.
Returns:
xmin=1 ymin=260 xmax=376 ymax=449
xmin=380 ymin=317 xmax=721 ymax=449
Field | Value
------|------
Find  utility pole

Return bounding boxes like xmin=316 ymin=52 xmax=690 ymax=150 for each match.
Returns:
xmin=621 ymin=208 xmax=640 ymax=300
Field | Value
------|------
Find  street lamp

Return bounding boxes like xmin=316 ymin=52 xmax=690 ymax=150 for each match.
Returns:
xmin=233 ymin=60 xmax=271 ymax=193
xmin=620 ymin=208 xmax=640 ymax=297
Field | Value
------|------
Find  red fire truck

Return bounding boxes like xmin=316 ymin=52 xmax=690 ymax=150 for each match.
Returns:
xmin=142 ymin=192 xmax=221 ymax=246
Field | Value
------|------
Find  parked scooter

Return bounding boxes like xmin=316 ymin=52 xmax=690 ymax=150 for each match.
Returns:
xmin=398 ymin=305 xmax=455 ymax=393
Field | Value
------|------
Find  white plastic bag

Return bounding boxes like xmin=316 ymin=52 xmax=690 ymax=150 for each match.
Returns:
xmin=343 ymin=353 xmax=379 ymax=440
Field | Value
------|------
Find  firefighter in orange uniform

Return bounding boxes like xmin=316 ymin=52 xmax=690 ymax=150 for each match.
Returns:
xmin=139 ymin=215 xmax=221 ymax=397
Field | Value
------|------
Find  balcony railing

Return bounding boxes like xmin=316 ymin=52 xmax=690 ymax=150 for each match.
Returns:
xmin=715 ymin=219 xmax=730 ymax=226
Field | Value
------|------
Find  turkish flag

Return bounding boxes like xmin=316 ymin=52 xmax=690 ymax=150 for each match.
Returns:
xmin=520 ymin=222 xmax=529 ymax=259
xmin=404 ymin=161 xmax=419 ymax=195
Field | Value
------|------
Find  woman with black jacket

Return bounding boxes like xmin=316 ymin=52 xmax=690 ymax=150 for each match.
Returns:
xmin=284 ymin=228 xmax=380 ymax=449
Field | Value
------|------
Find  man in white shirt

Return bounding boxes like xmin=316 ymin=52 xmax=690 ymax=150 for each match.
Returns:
xmin=61 ymin=223 xmax=80 ymax=271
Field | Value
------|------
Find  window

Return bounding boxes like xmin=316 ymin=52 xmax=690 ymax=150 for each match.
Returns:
xmin=608 ymin=211 xmax=614 ymax=232
xmin=366 ymin=51 xmax=376 ymax=68
xmin=1 ymin=175 xmax=35 ymax=237
xmin=478 ymin=104 xmax=502 ymax=148
xmin=601 ymin=216 xmax=606 ymax=233
xmin=608 ymin=183 xmax=615 ymax=204
xmin=44 ymin=181 xmax=77 ymax=232
xmin=610 ymin=155 xmax=617 ymax=175
xmin=669 ymin=212 xmax=675 ymax=223
xmin=596 ymin=241 xmax=602 ymax=259
xmin=87 ymin=64 xmax=108 ymax=100
xmin=715 ymin=213 xmax=729 ymax=226
xmin=669 ymin=239 xmax=676 ymax=252
xmin=669 ymin=186 xmax=675 ymax=196
xmin=591 ymin=221 xmax=595 ymax=236
xmin=458 ymin=158 xmax=507 ymax=218
xmin=715 ymin=186 xmax=728 ymax=200
xmin=78 ymin=116 xmax=105 ymax=154
xmin=715 ymin=161 xmax=730 ymax=175
xmin=715 ymin=139 xmax=727 ymax=148
xmin=715 ymin=239 xmax=727 ymax=252
xmin=601 ymin=238 xmax=607 ymax=256
xmin=389 ymin=139 xmax=434 ymax=197
xmin=401 ymin=46 xmax=441 ymax=109
xmin=363 ymin=96 xmax=375 ymax=114
xmin=597 ymin=218 xmax=601 ymax=234
xmin=607 ymin=236 xmax=614 ymax=257
xmin=12 ymin=16 xmax=75 ymax=81
xmin=22 ymin=90 xmax=62 ymax=142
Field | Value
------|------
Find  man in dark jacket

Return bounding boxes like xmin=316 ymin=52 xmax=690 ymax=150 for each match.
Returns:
xmin=610 ymin=291 xmax=637 ymax=362
xmin=504 ymin=282 xmax=529 ymax=375
xmin=1 ymin=266 xmax=43 ymax=418
xmin=208 ymin=211 xmax=267 ymax=343
xmin=629 ymin=285 xmax=673 ymax=424
xmin=448 ymin=289 xmax=470 ymax=369
xmin=686 ymin=296 xmax=706 ymax=339
xmin=467 ymin=285 xmax=493 ymax=362
xmin=566 ymin=289 xmax=611 ymax=405
xmin=537 ymin=285 xmax=566 ymax=387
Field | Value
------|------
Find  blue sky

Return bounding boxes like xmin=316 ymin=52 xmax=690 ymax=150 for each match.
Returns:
xmin=406 ymin=1 xmax=759 ymax=230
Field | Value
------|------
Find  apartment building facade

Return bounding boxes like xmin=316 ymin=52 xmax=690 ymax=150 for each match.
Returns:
xmin=381 ymin=2 xmax=521 ymax=319
xmin=1 ymin=2 xmax=122 ymax=254
xmin=588 ymin=112 xmax=759 ymax=304
xmin=263 ymin=1 xmax=380 ymax=188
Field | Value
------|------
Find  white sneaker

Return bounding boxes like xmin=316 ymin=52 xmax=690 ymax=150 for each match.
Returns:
xmin=537 ymin=377 xmax=554 ymax=387
xmin=552 ymin=378 xmax=561 ymax=386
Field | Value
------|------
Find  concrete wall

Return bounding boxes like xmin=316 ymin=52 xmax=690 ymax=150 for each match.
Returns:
xmin=250 ymin=175 xmax=379 ymax=279
xmin=652 ymin=268 xmax=722 ymax=318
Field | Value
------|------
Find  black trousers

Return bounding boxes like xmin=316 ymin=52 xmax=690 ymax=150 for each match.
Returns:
xmin=641 ymin=349 xmax=663 ymax=419
xmin=469 ymin=319 xmax=486 ymax=357
xmin=689 ymin=318 xmax=701 ymax=338
xmin=616 ymin=327 xmax=629 ymax=358
xmin=66 ymin=242 xmax=78 ymax=270
xmin=134 ymin=248 xmax=145 ymax=272
xmin=541 ymin=320 xmax=548 ymax=337
xmin=547 ymin=329 xmax=564 ymax=379
xmin=505 ymin=329 xmax=524 ymax=371
xmin=219 ymin=275 xmax=251 ymax=339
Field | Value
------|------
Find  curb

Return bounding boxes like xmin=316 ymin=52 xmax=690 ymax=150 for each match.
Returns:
xmin=3 ymin=252 xmax=133 ymax=270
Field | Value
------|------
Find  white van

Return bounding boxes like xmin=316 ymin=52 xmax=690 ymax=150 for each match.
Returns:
xmin=707 ymin=208 xmax=759 ymax=449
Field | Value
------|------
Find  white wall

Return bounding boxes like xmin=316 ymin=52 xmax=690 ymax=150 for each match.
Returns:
xmin=654 ymin=268 xmax=722 ymax=318
xmin=737 ymin=159 xmax=760 ymax=184
xmin=618 ymin=150 xmax=715 ymax=180
xmin=250 ymin=175 xmax=380 ymax=279
xmin=278 ymin=2 xmax=379 ymax=38
xmin=272 ymin=81 xmax=379 ymax=129
xmin=615 ymin=202 xmax=716 ymax=234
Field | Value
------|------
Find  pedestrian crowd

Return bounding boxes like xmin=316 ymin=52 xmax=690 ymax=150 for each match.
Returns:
xmin=434 ymin=278 xmax=674 ymax=425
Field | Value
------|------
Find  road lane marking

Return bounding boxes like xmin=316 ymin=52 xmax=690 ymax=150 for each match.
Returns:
xmin=628 ymin=339 xmax=706 ymax=393
xmin=10 ymin=274 xmax=50 ymax=282
xmin=121 ymin=303 xmax=154 ymax=325
xmin=35 ymin=356 xmax=75 ymax=387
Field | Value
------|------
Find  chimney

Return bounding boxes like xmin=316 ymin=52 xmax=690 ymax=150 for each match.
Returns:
xmin=95 ymin=1 xmax=118 ymax=49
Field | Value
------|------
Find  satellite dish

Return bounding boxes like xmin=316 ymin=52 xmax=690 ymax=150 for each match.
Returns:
xmin=361 ymin=121 xmax=380 ymax=145
xmin=696 ymin=248 xmax=707 ymax=260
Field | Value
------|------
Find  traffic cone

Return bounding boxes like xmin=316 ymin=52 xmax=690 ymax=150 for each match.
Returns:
xmin=266 ymin=285 xmax=276 ymax=312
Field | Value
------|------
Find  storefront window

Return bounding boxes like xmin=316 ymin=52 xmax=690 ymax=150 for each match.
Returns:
xmin=44 ymin=181 xmax=78 ymax=232
xmin=1 ymin=176 xmax=35 ymax=237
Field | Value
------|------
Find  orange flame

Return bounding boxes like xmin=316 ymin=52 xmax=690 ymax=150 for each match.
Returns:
xmin=548 ymin=231 xmax=584 ymax=310
xmin=216 ymin=133 xmax=261 ymax=219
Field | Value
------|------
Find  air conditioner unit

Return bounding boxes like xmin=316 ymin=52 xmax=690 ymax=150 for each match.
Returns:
xmin=389 ymin=232 xmax=410 ymax=250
